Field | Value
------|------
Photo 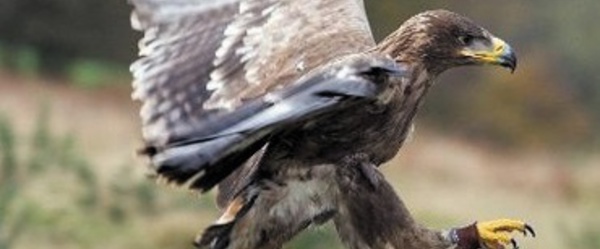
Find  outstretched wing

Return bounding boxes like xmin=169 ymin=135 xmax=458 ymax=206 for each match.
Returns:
xmin=130 ymin=0 xmax=381 ymax=192
xmin=153 ymin=57 xmax=406 ymax=192
xmin=130 ymin=0 xmax=375 ymax=146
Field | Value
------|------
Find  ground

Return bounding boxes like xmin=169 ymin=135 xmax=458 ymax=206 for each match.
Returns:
xmin=0 ymin=71 xmax=598 ymax=249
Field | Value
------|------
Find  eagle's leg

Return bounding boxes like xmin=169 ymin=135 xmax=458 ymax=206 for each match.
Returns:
xmin=333 ymin=156 xmax=535 ymax=249
xmin=195 ymin=164 xmax=339 ymax=249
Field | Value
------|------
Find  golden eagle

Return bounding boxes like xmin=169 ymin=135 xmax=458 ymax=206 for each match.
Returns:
xmin=129 ymin=0 xmax=535 ymax=249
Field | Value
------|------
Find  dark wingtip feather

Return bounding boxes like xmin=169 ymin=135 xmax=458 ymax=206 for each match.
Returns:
xmin=189 ymin=136 xmax=270 ymax=191
xmin=146 ymin=134 xmax=270 ymax=192
xmin=137 ymin=145 xmax=158 ymax=156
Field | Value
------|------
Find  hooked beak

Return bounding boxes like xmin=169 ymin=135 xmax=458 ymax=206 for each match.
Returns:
xmin=461 ymin=37 xmax=517 ymax=73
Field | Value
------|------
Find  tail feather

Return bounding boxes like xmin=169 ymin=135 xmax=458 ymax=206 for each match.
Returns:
xmin=216 ymin=146 xmax=265 ymax=209
xmin=195 ymin=195 xmax=257 ymax=249
xmin=194 ymin=223 xmax=233 ymax=249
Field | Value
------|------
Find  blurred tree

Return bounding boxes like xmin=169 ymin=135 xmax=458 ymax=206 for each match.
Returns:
xmin=0 ymin=0 xmax=136 ymax=73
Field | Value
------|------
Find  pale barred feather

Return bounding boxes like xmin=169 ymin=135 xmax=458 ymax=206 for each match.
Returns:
xmin=204 ymin=0 xmax=279 ymax=110
xmin=131 ymin=0 xmax=241 ymax=144
xmin=130 ymin=0 xmax=239 ymax=29
xmin=204 ymin=0 xmax=375 ymax=109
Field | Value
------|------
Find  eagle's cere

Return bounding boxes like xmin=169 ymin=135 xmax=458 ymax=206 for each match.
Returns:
xmin=128 ymin=1 xmax=533 ymax=249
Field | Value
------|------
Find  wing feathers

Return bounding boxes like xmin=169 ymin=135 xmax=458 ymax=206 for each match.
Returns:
xmin=148 ymin=58 xmax=406 ymax=192
xmin=130 ymin=0 xmax=375 ymax=145
xmin=130 ymin=0 xmax=383 ymax=192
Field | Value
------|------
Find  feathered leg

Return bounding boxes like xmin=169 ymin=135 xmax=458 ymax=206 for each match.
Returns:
xmin=333 ymin=154 xmax=449 ymax=249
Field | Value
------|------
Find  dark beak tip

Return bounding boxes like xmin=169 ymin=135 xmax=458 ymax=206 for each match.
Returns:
xmin=510 ymin=56 xmax=518 ymax=73
xmin=510 ymin=62 xmax=517 ymax=74
xmin=494 ymin=42 xmax=517 ymax=73
xmin=500 ymin=55 xmax=517 ymax=73
xmin=499 ymin=61 xmax=516 ymax=73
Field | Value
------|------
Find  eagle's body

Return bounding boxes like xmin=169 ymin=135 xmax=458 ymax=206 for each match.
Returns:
xmin=208 ymin=56 xmax=432 ymax=249
xmin=129 ymin=1 xmax=531 ymax=249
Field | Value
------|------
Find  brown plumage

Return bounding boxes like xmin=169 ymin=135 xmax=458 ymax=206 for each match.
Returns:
xmin=129 ymin=1 xmax=518 ymax=249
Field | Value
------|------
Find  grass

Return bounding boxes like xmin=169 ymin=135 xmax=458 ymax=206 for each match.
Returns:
xmin=0 ymin=115 xmax=25 ymax=249
xmin=0 ymin=107 xmax=168 ymax=249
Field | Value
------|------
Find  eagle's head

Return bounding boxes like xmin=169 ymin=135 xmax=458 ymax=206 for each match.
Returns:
xmin=379 ymin=9 xmax=517 ymax=75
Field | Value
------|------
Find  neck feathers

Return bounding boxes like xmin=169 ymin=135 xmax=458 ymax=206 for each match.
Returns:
xmin=373 ymin=18 xmax=444 ymax=75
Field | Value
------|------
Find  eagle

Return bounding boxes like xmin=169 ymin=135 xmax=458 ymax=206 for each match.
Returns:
xmin=129 ymin=0 xmax=535 ymax=249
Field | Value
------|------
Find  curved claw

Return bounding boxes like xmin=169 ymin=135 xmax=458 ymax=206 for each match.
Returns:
xmin=511 ymin=238 xmax=519 ymax=249
xmin=524 ymin=224 xmax=536 ymax=237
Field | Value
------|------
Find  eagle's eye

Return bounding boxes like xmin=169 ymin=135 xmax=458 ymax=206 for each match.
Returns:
xmin=458 ymin=35 xmax=474 ymax=46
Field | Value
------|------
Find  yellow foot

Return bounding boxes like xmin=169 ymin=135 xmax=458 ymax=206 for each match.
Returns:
xmin=476 ymin=219 xmax=535 ymax=249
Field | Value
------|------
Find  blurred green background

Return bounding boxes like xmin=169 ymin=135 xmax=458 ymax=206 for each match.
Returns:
xmin=0 ymin=0 xmax=598 ymax=249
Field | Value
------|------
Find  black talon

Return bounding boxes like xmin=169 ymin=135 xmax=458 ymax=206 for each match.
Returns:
xmin=524 ymin=224 xmax=536 ymax=237
xmin=511 ymin=238 xmax=519 ymax=249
